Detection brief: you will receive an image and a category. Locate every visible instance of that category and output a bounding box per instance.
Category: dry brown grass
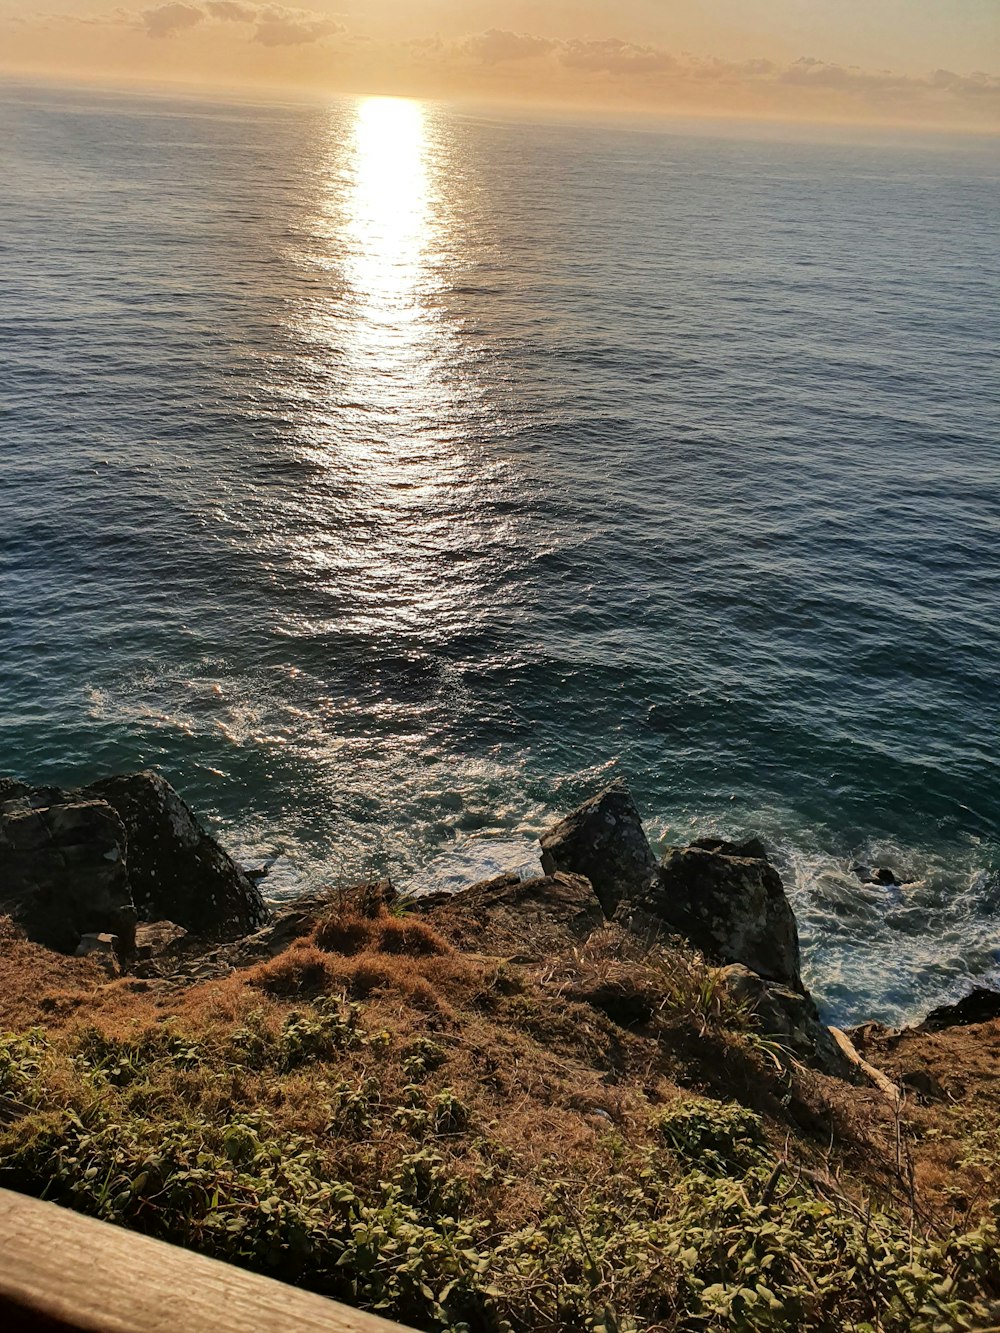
[3,896,980,1242]
[312,906,451,959]
[853,1017,1000,1220]
[0,916,107,1030]
[247,943,334,998]
[245,907,475,1017]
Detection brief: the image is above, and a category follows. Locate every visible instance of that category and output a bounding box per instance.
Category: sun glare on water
[345,96,434,321]
[288,96,495,640]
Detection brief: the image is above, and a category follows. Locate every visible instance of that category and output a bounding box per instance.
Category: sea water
[1,82,998,1024]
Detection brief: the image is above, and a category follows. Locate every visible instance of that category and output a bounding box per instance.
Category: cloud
[930,67,1000,99]
[778,55,1000,104]
[135,1,342,45]
[559,38,676,76]
[17,10,999,125]
[445,27,999,114]
[780,56,912,96]
[459,28,555,65]
[141,2,203,37]
[205,0,256,19]
[252,6,342,46]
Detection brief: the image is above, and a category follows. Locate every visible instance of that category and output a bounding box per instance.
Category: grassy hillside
[1,886,998,1333]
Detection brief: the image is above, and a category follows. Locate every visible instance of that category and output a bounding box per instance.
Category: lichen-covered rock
[619,841,802,991]
[84,771,266,936]
[716,963,855,1078]
[0,789,136,954]
[539,780,657,916]
[1,771,265,952]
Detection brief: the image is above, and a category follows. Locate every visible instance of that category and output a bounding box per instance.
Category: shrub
[654,1097,766,1174]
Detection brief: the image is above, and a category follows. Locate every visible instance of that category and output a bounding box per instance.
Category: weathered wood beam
[0,1189,415,1333]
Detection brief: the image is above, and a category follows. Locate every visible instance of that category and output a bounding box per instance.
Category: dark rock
[846,1020,899,1048]
[1,771,265,953]
[0,778,31,806]
[0,793,137,954]
[716,964,856,1079]
[918,987,1000,1032]
[850,863,913,888]
[134,920,189,958]
[900,1068,944,1100]
[620,841,802,991]
[691,835,770,861]
[539,780,657,916]
[84,771,266,936]
[75,930,120,956]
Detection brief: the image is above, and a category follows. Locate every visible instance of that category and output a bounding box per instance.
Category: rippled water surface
[2,83,998,1023]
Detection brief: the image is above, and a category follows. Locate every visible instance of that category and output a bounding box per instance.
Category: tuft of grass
[249,945,334,998]
[313,907,451,960]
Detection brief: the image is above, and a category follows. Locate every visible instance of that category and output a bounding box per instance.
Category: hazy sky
[1,0,998,129]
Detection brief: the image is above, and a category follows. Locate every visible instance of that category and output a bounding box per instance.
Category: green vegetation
[2,1001,999,1333]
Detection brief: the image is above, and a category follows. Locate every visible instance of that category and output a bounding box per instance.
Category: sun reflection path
[290,96,500,641]
[333,95,456,430]
[344,97,434,323]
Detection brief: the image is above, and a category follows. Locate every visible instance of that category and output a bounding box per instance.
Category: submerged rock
[621,841,802,991]
[539,779,657,916]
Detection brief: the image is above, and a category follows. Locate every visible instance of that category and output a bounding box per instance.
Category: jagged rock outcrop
[538,785,801,992]
[86,772,265,936]
[0,783,136,954]
[919,987,1000,1032]
[622,841,802,992]
[0,771,265,954]
[539,779,657,915]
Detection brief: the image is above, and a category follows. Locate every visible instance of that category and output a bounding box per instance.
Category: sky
[1,0,998,130]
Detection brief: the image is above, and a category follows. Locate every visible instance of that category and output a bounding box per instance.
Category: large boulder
[620,840,802,991]
[1,771,266,954]
[539,779,657,916]
[84,772,266,936]
[0,786,136,954]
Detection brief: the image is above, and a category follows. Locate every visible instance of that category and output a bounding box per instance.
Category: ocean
[1,81,998,1025]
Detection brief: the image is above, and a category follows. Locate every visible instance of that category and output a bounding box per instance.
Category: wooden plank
[0,1188,415,1333]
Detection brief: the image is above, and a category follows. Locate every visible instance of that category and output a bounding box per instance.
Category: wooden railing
[0,1188,415,1333]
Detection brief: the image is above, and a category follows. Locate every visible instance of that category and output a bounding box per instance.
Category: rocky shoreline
[2,769,995,1081]
[3,773,997,1093]
[3,770,1000,1330]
